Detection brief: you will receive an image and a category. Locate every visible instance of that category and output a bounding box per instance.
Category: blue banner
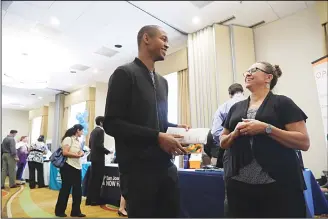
[49,162,91,191]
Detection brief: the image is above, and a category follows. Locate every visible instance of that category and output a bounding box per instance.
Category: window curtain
[188,25,219,128]
[177,68,191,126]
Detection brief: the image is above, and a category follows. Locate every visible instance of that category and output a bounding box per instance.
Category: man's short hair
[95,116,105,126]
[10,130,18,134]
[137,25,160,48]
[228,83,244,96]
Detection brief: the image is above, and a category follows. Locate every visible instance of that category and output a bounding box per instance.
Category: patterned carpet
[1,182,124,218]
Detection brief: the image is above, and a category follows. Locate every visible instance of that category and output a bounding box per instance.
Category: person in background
[27,135,47,189]
[211,83,245,167]
[220,62,310,217]
[16,136,29,183]
[112,152,128,217]
[55,124,85,218]
[1,130,19,189]
[104,25,189,217]
[86,116,111,206]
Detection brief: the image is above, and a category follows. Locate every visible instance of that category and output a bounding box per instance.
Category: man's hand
[158,133,187,156]
[177,124,190,131]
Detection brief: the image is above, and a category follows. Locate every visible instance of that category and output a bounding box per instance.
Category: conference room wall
[232,25,256,97]
[2,108,29,141]
[214,24,233,106]
[254,5,327,178]
[47,102,55,141]
[155,47,188,76]
[95,82,115,154]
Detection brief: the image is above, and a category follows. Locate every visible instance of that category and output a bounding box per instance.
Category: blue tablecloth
[303,169,328,217]
[178,170,225,218]
[49,162,91,191]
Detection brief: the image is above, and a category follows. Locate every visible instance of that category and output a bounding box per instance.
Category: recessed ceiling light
[38,96,43,100]
[50,16,60,26]
[115,44,122,48]
[93,69,98,73]
[192,16,200,25]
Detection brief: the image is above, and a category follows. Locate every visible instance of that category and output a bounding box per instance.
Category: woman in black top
[220,61,310,218]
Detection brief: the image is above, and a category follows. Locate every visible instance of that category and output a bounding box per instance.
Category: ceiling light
[192,16,200,25]
[31,94,36,96]
[38,96,43,100]
[115,44,122,48]
[50,16,60,26]
[93,69,98,73]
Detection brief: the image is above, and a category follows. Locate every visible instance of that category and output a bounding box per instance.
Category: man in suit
[86,116,111,206]
[104,25,189,218]
[1,130,19,189]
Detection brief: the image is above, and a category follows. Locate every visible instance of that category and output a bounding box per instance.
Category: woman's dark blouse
[222,91,308,190]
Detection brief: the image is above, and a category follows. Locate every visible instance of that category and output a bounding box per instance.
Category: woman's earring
[266,83,270,89]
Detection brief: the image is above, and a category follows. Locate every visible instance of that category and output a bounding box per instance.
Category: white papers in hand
[166,127,210,144]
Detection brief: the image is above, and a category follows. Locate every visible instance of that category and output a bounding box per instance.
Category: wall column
[52,93,65,152]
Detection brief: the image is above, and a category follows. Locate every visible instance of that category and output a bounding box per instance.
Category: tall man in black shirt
[104,25,189,218]
[86,116,111,206]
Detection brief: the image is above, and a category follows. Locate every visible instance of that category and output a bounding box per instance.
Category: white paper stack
[166,127,210,144]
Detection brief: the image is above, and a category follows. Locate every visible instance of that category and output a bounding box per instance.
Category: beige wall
[47,102,55,140]
[155,48,188,76]
[214,24,233,105]
[233,25,256,97]
[2,109,29,141]
[254,5,326,177]
[95,82,115,153]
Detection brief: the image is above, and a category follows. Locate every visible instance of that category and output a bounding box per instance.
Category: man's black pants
[86,161,105,205]
[120,165,180,218]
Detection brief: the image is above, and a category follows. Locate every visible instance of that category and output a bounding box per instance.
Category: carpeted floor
[1,182,124,218]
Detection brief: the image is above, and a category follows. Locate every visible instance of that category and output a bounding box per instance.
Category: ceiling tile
[6,1,48,22]
[37,1,94,31]
[25,1,55,10]
[268,1,307,19]
[224,1,279,27]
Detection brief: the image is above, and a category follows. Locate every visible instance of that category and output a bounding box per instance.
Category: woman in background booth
[27,135,47,189]
[220,62,310,218]
[55,124,85,218]
[16,136,29,183]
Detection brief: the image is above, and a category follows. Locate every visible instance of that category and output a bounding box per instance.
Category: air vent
[190,1,214,9]
[70,64,90,71]
[94,46,118,58]
[34,23,62,38]
[249,20,265,28]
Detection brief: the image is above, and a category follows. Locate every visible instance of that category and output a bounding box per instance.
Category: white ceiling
[1,1,315,110]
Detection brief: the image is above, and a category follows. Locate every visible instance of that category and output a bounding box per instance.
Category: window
[164,72,178,124]
[67,102,87,129]
[30,116,42,144]
[67,101,87,146]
